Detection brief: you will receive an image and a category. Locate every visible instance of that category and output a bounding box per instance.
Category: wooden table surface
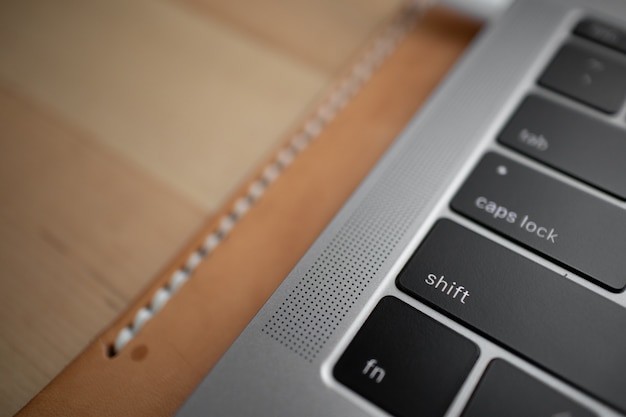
[0,0,404,414]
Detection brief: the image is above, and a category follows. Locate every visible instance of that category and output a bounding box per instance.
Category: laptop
[176,0,626,415]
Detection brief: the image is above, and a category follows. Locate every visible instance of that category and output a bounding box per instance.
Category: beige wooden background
[0,0,405,415]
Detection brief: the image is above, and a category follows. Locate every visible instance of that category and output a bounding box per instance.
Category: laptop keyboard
[334,16,626,416]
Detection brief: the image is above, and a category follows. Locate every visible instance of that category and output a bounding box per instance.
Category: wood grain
[177,0,404,73]
[0,0,328,212]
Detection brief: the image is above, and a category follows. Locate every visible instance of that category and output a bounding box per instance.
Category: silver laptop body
[177,0,626,415]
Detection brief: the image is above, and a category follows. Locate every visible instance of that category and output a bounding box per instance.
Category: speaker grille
[259,0,489,362]
[261,152,438,361]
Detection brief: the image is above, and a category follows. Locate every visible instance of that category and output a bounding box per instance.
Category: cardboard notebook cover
[17,6,480,416]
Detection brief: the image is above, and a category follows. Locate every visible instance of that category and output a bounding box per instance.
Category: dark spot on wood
[131,344,149,361]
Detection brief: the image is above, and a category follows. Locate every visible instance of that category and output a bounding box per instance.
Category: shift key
[397,220,626,412]
[450,152,626,292]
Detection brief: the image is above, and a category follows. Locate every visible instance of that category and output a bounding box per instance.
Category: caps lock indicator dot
[497,165,508,176]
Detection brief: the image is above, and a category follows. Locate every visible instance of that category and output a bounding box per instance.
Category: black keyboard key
[397,220,626,412]
[450,153,626,292]
[462,360,596,417]
[539,42,626,113]
[499,95,626,200]
[333,297,478,417]
[575,18,626,55]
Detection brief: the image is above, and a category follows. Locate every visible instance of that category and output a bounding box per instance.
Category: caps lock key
[451,152,626,292]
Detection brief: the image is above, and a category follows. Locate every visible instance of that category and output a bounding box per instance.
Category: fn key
[334,297,478,417]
